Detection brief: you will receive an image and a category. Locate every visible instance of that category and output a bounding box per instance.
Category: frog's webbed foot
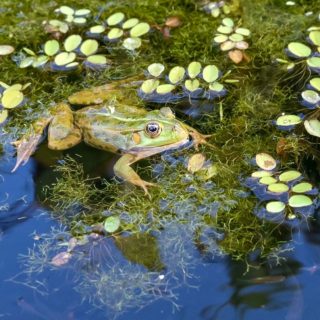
[189,130,214,151]
[113,153,156,198]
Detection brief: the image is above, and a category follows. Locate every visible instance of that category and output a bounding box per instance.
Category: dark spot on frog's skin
[67,143,73,148]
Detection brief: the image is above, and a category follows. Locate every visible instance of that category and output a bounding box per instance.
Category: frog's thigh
[113,154,155,194]
[48,108,82,150]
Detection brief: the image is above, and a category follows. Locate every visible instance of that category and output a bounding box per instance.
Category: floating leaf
[217,26,233,34]
[168,66,185,84]
[80,39,99,56]
[292,182,313,193]
[279,170,301,182]
[147,63,164,77]
[122,18,139,29]
[255,153,277,171]
[130,22,150,37]
[301,90,320,105]
[309,78,320,91]
[196,163,218,180]
[220,40,235,51]
[304,118,320,137]
[64,34,82,52]
[19,57,35,68]
[214,34,228,43]
[309,30,320,46]
[235,28,251,36]
[259,176,277,185]
[228,50,243,64]
[73,17,86,25]
[287,42,312,58]
[6,84,23,91]
[222,18,234,27]
[235,41,249,50]
[141,79,160,94]
[276,114,302,126]
[185,79,200,92]
[32,55,49,68]
[229,33,244,42]
[59,5,74,16]
[156,84,175,94]
[44,39,59,56]
[75,9,90,16]
[107,28,124,40]
[0,109,8,124]
[23,47,36,56]
[107,12,125,26]
[1,90,24,109]
[187,153,206,173]
[65,61,79,70]
[122,37,141,50]
[203,65,219,83]
[86,55,107,66]
[251,170,273,178]
[187,61,201,79]
[0,45,14,56]
[54,52,76,66]
[208,82,224,92]
[307,57,320,70]
[0,81,8,89]
[268,183,289,193]
[104,216,121,233]
[288,195,313,208]
[266,201,286,213]
[89,25,106,34]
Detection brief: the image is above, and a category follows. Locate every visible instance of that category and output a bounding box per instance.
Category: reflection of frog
[12,78,210,195]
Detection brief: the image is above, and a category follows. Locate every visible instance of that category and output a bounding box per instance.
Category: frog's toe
[137,180,157,198]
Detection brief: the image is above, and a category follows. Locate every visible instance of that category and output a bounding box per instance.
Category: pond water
[1,0,320,319]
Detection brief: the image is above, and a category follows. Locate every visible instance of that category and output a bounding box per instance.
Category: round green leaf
[209,82,224,92]
[104,216,121,233]
[185,79,200,92]
[59,5,74,15]
[211,8,220,17]
[65,62,79,69]
[229,33,244,42]
[75,9,90,16]
[307,57,320,69]
[107,28,124,40]
[235,28,251,36]
[156,84,175,94]
[266,201,286,213]
[89,25,106,34]
[87,55,107,65]
[147,63,165,77]
[279,170,301,182]
[259,176,277,185]
[1,90,24,109]
[64,35,82,52]
[122,18,139,29]
[0,45,14,56]
[32,55,49,68]
[288,195,313,208]
[301,90,320,104]
[187,61,201,79]
[73,17,86,25]
[122,37,141,50]
[44,40,60,56]
[141,79,160,94]
[310,78,320,91]
[220,40,235,51]
[217,25,233,34]
[54,52,76,66]
[203,65,219,83]
[5,84,22,92]
[214,34,228,43]
[80,39,99,56]
[251,170,273,178]
[130,22,150,37]
[309,30,320,46]
[0,109,8,124]
[304,119,320,138]
[276,114,302,126]
[292,182,313,193]
[268,183,289,193]
[107,12,125,26]
[222,18,234,27]
[256,153,277,171]
[168,66,185,84]
[287,42,312,58]
[19,57,35,68]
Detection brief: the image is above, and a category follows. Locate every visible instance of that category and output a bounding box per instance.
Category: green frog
[12,78,210,195]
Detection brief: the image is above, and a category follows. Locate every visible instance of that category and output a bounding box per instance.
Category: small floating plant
[213,18,251,63]
[138,61,227,103]
[245,153,318,225]
[203,1,231,18]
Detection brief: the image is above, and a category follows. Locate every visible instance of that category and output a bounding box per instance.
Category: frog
[11,78,211,196]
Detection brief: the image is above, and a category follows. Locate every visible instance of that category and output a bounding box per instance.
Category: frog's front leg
[113,153,156,197]
[12,103,81,172]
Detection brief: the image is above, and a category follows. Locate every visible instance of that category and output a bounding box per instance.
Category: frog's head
[129,107,211,154]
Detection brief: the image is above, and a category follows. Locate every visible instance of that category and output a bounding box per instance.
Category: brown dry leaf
[51,251,72,267]
[255,153,277,171]
[187,153,206,173]
[228,49,243,64]
[165,16,182,28]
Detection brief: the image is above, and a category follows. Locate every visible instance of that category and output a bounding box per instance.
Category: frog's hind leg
[48,103,82,150]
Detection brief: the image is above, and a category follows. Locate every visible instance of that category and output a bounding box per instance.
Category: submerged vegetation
[1,0,320,316]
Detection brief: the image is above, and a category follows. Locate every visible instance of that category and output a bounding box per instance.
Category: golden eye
[145,122,162,138]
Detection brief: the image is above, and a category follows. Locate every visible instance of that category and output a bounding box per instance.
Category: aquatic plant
[245,153,318,224]
[0,45,14,56]
[203,1,231,18]
[213,17,251,63]
[138,61,227,103]
[0,81,30,124]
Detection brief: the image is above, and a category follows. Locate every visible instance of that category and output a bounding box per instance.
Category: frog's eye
[145,122,162,138]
